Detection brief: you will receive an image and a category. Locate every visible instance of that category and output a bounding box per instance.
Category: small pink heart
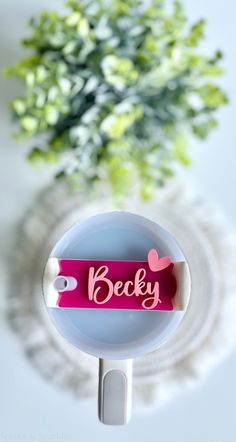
[148,248,171,272]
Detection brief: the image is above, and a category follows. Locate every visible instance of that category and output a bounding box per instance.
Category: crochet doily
[6,182,236,410]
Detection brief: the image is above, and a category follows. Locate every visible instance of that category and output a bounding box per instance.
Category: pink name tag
[44,249,188,311]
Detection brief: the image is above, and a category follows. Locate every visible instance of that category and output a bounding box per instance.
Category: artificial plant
[5,0,227,198]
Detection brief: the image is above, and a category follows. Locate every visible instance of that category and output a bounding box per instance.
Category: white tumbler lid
[43,211,191,359]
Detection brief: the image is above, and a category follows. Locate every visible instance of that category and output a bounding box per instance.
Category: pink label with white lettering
[52,249,178,311]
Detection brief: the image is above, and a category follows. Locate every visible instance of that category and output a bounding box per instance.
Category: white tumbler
[43,211,191,425]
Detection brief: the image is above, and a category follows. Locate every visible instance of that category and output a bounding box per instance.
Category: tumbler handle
[98,359,133,425]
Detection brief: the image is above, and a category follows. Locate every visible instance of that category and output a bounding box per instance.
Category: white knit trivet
[6,182,236,410]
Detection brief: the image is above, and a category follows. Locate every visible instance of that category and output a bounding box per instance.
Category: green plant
[5,0,227,199]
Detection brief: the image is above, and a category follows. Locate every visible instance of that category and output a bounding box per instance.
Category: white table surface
[0,1,236,441]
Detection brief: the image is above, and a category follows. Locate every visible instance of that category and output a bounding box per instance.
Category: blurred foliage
[4,0,227,199]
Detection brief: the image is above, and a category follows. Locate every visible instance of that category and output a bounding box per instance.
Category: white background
[0,1,236,441]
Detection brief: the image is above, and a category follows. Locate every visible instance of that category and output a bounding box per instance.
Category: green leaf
[21,116,38,133]
[45,105,60,125]
[197,84,228,108]
[66,11,81,27]
[187,19,206,47]
[172,135,190,166]
[12,99,26,115]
